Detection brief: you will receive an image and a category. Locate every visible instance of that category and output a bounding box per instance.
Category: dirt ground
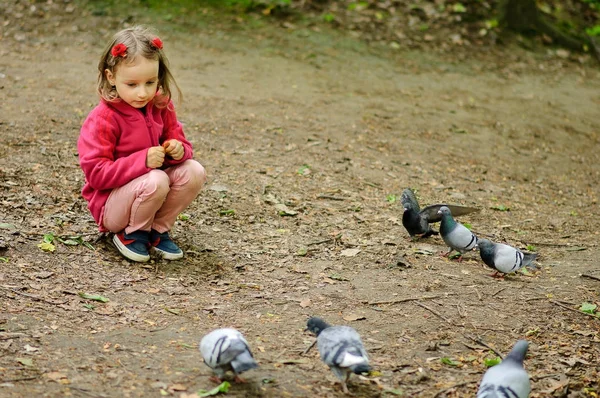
[1,1,599,397]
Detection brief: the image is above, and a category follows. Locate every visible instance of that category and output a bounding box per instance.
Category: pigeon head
[475,238,492,251]
[306,317,331,336]
[505,340,529,365]
[436,206,452,216]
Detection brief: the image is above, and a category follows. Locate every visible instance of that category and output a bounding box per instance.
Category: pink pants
[103,160,206,234]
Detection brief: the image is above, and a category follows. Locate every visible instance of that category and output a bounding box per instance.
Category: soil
[1,1,599,398]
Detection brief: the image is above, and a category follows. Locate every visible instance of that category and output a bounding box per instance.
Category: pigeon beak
[436,210,442,215]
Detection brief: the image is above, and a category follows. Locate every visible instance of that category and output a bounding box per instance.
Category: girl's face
[105,56,159,109]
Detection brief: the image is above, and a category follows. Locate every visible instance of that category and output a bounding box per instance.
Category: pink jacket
[77,98,194,231]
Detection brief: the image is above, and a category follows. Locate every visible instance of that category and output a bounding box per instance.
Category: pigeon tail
[349,363,371,374]
[231,350,258,375]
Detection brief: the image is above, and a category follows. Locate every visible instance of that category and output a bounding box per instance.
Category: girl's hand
[162,139,184,161]
[147,146,166,168]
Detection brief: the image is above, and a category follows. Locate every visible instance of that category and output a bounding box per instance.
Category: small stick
[525,297,546,302]
[316,195,346,201]
[414,301,453,325]
[0,332,29,341]
[367,295,445,306]
[550,300,598,319]
[492,287,507,297]
[0,286,65,306]
[302,339,317,355]
[531,373,562,381]
[307,238,333,246]
[581,273,600,282]
[0,376,39,383]
[433,381,477,397]
[463,335,504,359]
[473,288,482,301]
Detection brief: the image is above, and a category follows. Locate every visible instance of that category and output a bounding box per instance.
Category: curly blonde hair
[97,26,182,108]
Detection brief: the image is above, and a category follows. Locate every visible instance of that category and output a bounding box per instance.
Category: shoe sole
[112,234,150,262]
[154,247,184,260]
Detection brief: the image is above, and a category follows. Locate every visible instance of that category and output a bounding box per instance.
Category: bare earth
[1,2,599,398]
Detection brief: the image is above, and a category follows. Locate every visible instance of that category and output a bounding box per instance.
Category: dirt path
[1,2,599,397]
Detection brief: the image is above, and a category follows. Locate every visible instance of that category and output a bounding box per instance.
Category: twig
[463,335,504,359]
[0,286,66,306]
[0,376,39,382]
[433,381,477,397]
[581,273,600,282]
[307,238,333,246]
[550,300,599,319]
[527,241,575,247]
[414,301,454,325]
[69,386,107,398]
[473,288,482,301]
[0,332,29,341]
[492,287,507,297]
[302,339,317,355]
[316,195,346,201]
[531,373,563,382]
[367,295,446,306]
[525,296,546,302]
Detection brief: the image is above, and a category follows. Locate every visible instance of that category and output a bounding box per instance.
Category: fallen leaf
[198,381,230,397]
[16,357,33,367]
[168,384,188,392]
[23,344,39,352]
[78,292,109,303]
[299,298,311,308]
[341,248,361,257]
[343,314,367,322]
[45,372,68,381]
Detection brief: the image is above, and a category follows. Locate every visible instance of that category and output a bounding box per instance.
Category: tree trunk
[498,0,598,60]
[498,0,540,34]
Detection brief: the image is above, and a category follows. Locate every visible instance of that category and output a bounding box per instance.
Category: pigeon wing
[317,326,368,368]
[200,329,248,368]
[478,363,530,398]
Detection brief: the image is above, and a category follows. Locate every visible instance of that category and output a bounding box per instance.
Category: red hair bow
[111,43,127,58]
[151,37,163,50]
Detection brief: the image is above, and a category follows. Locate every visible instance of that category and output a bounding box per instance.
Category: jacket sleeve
[78,108,151,191]
[160,102,194,167]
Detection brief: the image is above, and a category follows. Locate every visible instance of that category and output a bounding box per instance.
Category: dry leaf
[299,298,311,308]
[168,384,187,392]
[343,314,367,322]
[45,372,68,381]
[341,248,361,257]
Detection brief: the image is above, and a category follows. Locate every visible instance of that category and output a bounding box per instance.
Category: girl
[78,26,206,262]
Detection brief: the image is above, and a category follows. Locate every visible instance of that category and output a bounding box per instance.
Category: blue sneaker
[150,230,183,260]
[113,231,151,262]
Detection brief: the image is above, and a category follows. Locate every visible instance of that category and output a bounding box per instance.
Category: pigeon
[401,188,479,239]
[306,317,371,394]
[477,340,531,398]
[476,239,537,278]
[199,328,258,383]
[438,206,478,261]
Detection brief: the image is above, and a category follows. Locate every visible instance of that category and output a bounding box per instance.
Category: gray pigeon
[438,206,478,261]
[199,328,258,383]
[401,188,479,239]
[477,239,538,277]
[306,317,371,394]
[477,340,531,398]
